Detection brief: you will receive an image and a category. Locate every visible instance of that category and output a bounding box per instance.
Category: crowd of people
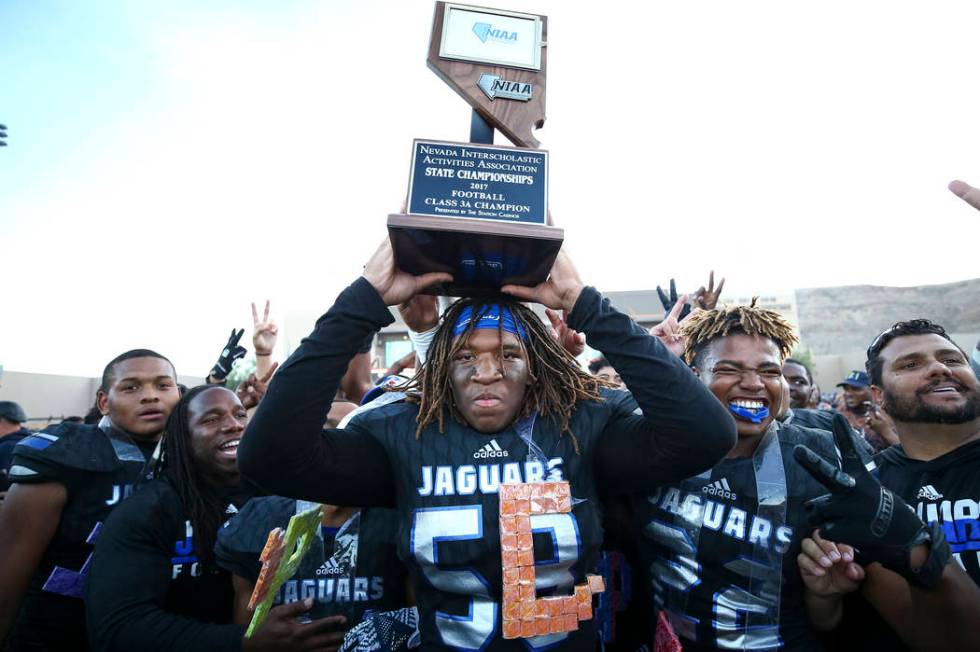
[0,181,979,651]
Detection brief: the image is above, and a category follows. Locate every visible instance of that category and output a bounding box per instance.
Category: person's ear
[96,390,109,416]
[870,385,884,404]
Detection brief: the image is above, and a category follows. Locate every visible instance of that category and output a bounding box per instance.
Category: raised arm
[503,251,736,494]
[238,240,451,507]
[569,284,735,492]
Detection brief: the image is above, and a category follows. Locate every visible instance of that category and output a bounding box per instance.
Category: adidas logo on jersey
[474,439,509,459]
[317,559,346,576]
[917,485,943,501]
[702,477,737,501]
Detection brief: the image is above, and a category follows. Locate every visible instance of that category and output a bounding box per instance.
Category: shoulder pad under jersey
[219,496,297,555]
[11,423,141,477]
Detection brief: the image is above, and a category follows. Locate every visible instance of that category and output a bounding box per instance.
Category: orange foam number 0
[499,481,605,640]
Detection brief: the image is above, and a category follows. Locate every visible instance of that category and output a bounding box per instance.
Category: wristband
[255,352,272,357]
[905,521,952,590]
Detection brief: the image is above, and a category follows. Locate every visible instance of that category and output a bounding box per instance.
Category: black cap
[0,401,27,423]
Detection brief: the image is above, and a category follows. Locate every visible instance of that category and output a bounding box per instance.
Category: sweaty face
[782,362,811,409]
[877,334,980,425]
[698,333,784,438]
[594,365,623,389]
[450,328,530,434]
[98,357,180,440]
[188,387,247,483]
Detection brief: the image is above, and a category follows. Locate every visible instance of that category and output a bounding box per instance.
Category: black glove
[210,328,246,380]
[656,279,692,320]
[793,413,943,583]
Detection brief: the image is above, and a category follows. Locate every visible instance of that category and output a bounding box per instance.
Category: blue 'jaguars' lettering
[917,498,980,554]
[105,483,135,506]
[273,576,385,606]
[417,458,565,496]
[653,488,794,553]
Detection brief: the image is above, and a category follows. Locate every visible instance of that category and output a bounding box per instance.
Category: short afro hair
[682,300,798,368]
[100,349,176,393]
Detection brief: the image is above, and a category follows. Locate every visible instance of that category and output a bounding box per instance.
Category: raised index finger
[830,412,861,468]
[251,302,259,326]
[950,179,980,212]
[263,300,270,322]
[793,444,856,493]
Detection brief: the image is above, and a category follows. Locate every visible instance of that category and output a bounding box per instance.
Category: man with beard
[795,319,980,649]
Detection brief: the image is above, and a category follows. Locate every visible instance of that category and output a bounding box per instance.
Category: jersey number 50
[412,505,581,650]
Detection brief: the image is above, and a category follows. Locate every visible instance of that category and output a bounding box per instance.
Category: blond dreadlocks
[398,299,604,453]
[680,298,798,366]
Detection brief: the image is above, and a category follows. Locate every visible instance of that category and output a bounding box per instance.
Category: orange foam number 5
[499,481,605,639]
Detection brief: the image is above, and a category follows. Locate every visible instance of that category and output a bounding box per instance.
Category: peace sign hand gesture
[694,271,725,311]
[236,362,279,411]
[252,300,278,356]
[649,293,695,358]
[656,279,691,320]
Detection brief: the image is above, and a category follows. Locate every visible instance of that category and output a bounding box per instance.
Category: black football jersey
[85,474,251,651]
[633,424,838,652]
[6,422,156,651]
[347,389,639,652]
[215,497,409,624]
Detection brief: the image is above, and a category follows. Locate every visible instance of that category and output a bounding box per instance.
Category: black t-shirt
[214,497,408,625]
[5,423,157,651]
[85,473,251,652]
[835,438,980,651]
[633,424,839,652]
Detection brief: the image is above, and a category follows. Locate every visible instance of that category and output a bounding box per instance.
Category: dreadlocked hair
[398,298,604,453]
[680,298,799,366]
[156,384,234,569]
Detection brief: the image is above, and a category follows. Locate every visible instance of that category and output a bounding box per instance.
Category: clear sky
[2,0,979,378]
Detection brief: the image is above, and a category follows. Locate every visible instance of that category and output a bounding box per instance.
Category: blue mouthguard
[729,404,770,424]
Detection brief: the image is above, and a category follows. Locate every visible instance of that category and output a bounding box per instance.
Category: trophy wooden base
[387,214,564,297]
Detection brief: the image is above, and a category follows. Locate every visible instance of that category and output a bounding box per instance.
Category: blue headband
[452,305,527,340]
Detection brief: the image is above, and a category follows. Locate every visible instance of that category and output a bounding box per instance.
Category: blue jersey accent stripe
[17,434,57,450]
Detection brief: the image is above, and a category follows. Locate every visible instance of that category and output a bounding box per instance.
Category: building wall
[0,371,205,429]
